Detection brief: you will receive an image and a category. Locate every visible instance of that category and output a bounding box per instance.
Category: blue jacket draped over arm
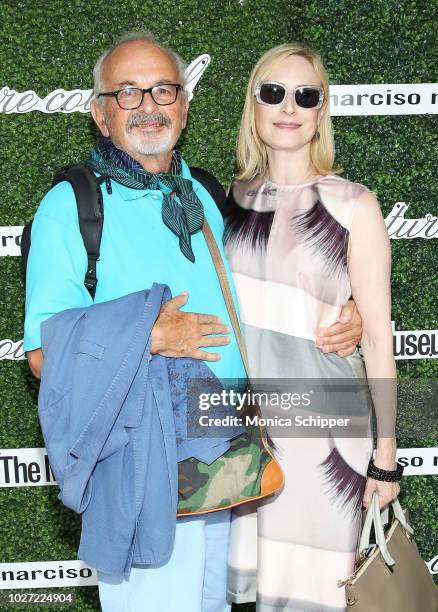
[38,283,244,575]
[39,284,178,575]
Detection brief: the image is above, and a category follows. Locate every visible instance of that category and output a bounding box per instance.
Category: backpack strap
[20,221,33,274]
[52,165,104,299]
[22,165,226,300]
[189,166,227,218]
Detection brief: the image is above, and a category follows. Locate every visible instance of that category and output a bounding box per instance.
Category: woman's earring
[316,128,320,141]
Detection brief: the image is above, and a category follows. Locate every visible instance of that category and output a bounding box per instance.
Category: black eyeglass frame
[97,84,183,109]
[254,81,325,109]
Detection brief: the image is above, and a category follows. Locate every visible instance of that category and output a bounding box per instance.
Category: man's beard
[126,110,174,155]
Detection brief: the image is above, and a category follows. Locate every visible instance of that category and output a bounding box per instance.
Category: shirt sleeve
[24,181,92,351]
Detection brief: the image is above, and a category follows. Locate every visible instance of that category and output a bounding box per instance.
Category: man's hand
[151,292,230,361]
[315,299,362,357]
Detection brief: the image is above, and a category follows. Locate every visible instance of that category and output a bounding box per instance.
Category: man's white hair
[93,31,187,105]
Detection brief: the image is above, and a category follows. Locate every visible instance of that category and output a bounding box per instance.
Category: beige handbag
[338,492,438,610]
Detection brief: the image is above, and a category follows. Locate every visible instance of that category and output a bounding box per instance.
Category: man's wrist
[150,324,162,355]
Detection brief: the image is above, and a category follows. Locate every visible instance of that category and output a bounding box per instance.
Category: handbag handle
[359,492,414,566]
[202,220,250,377]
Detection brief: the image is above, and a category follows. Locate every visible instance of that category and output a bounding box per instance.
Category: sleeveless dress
[224,174,374,611]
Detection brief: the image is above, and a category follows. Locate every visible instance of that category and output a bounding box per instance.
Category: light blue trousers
[98,510,231,612]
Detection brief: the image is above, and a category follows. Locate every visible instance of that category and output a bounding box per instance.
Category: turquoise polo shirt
[24,159,246,381]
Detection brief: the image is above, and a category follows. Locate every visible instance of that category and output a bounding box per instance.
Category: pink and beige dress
[224,174,374,611]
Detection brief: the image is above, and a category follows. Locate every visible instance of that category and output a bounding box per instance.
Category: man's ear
[181,98,189,130]
[90,99,110,137]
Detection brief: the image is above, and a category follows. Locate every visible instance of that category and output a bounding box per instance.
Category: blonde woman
[225,44,401,610]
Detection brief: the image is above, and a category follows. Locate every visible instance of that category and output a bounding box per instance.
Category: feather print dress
[224,174,374,611]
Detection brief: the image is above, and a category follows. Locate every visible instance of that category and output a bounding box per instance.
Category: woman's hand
[362,477,400,510]
[363,440,400,509]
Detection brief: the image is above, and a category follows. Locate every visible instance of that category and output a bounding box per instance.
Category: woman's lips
[273,122,301,129]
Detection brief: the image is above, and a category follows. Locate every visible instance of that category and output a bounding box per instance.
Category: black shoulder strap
[22,165,226,300]
[20,222,33,275]
[189,166,227,218]
[52,165,104,299]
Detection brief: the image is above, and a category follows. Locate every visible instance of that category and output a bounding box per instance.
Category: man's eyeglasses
[254,82,324,109]
[97,84,183,109]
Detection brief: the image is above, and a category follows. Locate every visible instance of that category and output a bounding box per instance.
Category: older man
[25,32,360,612]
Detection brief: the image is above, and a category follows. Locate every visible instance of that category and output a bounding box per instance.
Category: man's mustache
[126,111,172,131]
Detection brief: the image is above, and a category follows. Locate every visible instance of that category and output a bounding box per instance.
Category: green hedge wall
[0,1,436,610]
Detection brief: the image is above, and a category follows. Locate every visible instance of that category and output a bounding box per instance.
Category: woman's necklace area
[265,166,320,186]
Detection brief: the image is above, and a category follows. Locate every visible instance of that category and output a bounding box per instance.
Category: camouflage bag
[177,420,282,515]
[176,222,284,516]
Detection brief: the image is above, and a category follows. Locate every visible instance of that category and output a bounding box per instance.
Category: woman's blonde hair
[236,43,338,181]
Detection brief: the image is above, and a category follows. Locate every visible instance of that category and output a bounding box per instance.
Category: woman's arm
[348,189,400,508]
